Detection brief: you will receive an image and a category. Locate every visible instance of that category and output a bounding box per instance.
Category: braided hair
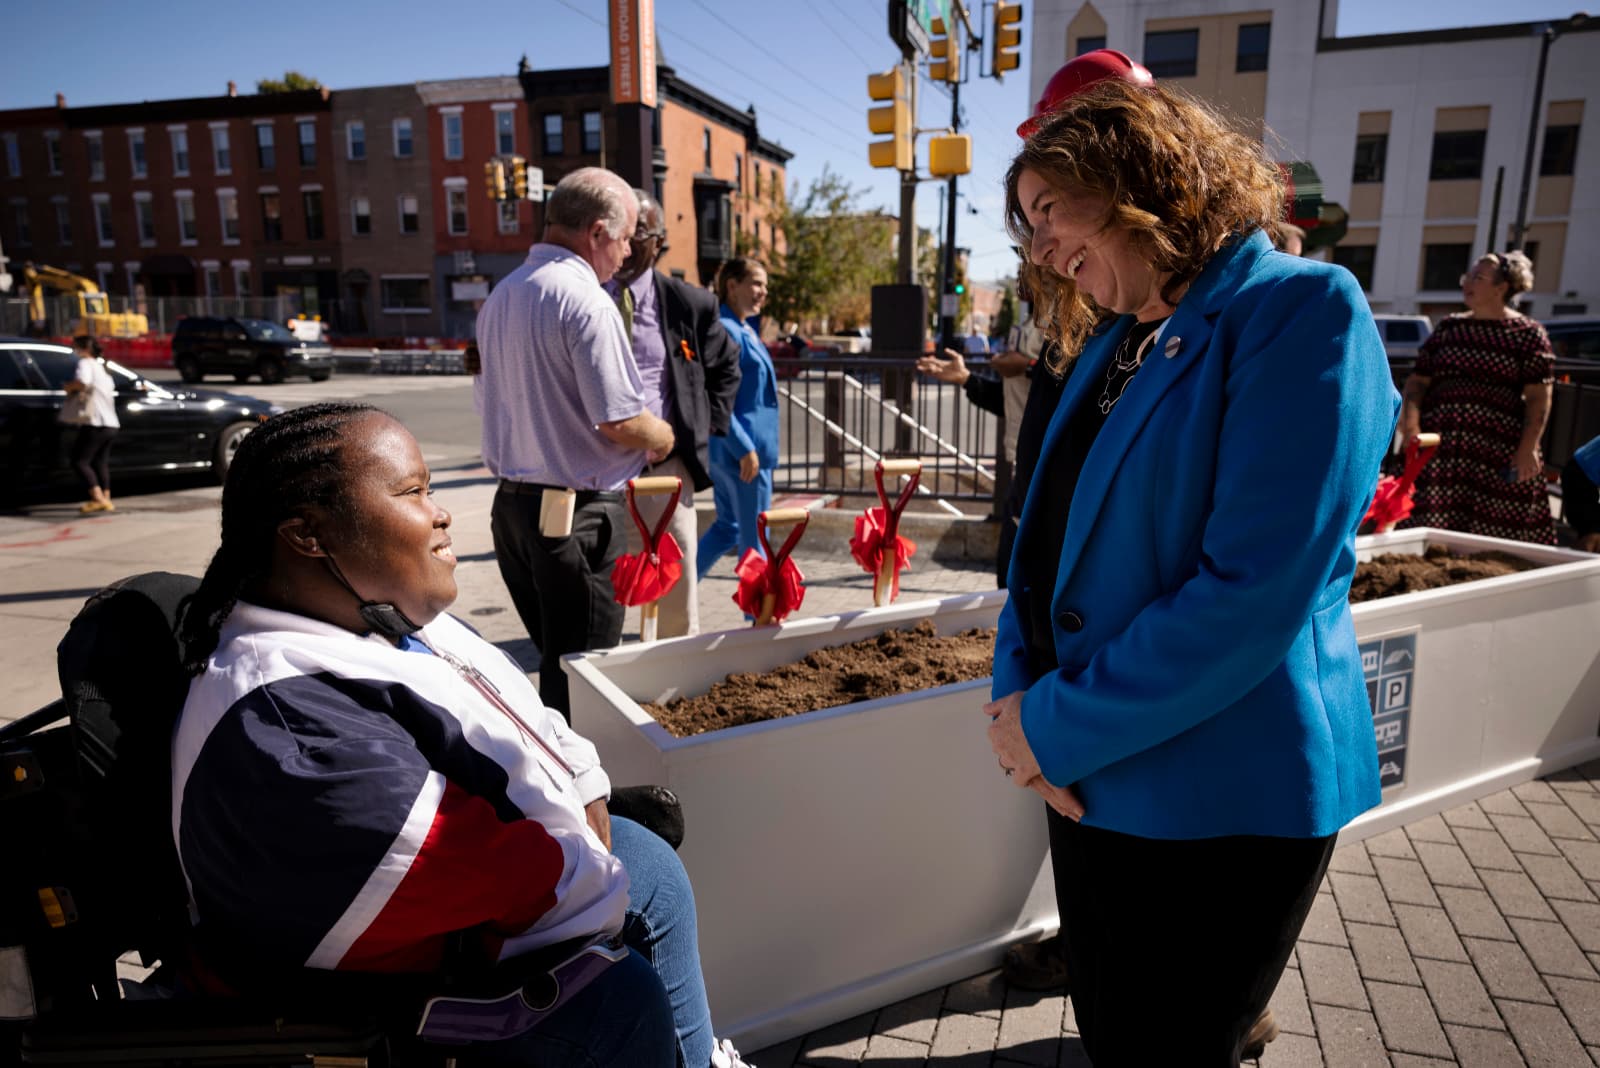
[180,402,379,674]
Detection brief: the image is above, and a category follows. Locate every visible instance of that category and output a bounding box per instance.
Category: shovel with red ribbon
[612,475,684,641]
[733,507,810,626]
[1364,433,1441,534]
[850,459,922,606]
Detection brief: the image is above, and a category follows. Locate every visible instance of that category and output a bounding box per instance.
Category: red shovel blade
[613,534,684,607]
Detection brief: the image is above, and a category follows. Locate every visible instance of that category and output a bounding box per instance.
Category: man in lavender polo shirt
[605,190,742,637]
[476,167,674,717]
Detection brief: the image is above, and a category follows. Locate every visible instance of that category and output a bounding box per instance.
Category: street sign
[1361,627,1418,790]
[940,293,959,316]
[525,165,546,202]
[889,0,950,58]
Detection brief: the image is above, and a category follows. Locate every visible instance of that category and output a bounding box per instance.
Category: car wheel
[213,421,255,480]
[257,356,285,385]
[175,355,202,383]
[233,372,252,384]
[308,370,331,382]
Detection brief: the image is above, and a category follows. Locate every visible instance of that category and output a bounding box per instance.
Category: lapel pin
[1163,335,1182,359]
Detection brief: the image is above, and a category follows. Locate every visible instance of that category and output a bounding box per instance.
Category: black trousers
[1048,808,1335,1067]
[71,425,117,493]
[490,486,626,719]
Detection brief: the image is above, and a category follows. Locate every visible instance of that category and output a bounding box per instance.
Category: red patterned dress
[1401,313,1555,543]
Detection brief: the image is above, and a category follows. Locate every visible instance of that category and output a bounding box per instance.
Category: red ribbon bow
[849,508,917,600]
[612,479,684,607]
[1364,436,1440,531]
[732,511,808,623]
[679,339,695,362]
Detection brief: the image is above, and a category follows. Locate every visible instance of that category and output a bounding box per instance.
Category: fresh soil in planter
[644,620,996,737]
[1348,544,1536,604]
[643,547,1536,737]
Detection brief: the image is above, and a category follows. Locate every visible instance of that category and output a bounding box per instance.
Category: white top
[75,357,120,429]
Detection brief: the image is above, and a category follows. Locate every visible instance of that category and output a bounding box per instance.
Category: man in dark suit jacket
[605,190,742,636]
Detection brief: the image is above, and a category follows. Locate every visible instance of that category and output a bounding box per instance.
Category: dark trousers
[71,426,117,493]
[1048,809,1335,1067]
[490,486,626,719]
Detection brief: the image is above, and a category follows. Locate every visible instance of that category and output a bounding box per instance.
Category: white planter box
[1347,528,1600,840]
[564,590,1053,1050]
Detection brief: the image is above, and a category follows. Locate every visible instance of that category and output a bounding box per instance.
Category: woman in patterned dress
[1398,251,1556,543]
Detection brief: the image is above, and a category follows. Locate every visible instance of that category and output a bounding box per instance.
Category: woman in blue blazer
[698,258,780,578]
[986,81,1399,1065]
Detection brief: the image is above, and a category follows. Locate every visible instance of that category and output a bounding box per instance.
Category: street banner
[610,0,658,108]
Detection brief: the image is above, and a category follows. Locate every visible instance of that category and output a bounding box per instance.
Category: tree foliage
[763,168,899,331]
[256,71,325,94]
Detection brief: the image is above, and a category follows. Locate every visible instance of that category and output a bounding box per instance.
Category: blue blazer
[712,306,780,470]
[994,231,1400,840]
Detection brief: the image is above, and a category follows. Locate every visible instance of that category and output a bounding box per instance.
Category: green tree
[256,71,326,94]
[993,279,1018,339]
[764,168,898,331]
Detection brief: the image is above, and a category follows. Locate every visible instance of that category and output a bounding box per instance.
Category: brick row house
[2,65,789,338]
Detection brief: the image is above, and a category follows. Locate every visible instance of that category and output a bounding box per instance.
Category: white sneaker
[709,1037,755,1068]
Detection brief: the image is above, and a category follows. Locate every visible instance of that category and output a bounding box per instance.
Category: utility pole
[897,59,917,285]
[938,75,961,348]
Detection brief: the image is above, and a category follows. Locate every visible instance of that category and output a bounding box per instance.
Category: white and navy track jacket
[172,601,625,974]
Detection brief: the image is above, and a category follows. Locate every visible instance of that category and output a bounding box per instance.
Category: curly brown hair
[1004,80,1284,367]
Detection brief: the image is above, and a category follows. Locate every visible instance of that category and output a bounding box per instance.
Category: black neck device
[322,555,422,641]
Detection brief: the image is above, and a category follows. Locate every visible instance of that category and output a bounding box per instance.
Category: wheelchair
[1,572,683,1066]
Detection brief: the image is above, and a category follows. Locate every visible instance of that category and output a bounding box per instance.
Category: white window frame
[127,128,147,178]
[397,193,420,234]
[133,190,155,246]
[217,188,240,244]
[492,103,517,154]
[380,273,432,315]
[95,262,113,295]
[92,192,113,246]
[168,125,190,176]
[296,118,316,166]
[582,110,602,154]
[202,260,222,301]
[445,179,468,235]
[441,107,464,160]
[254,120,275,169]
[232,261,251,299]
[85,131,104,181]
[393,117,414,158]
[346,120,366,161]
[174,190,197,245]
[210,122,231,175]
[2,133,18,178]
[52,195,71,244]
[351,195,372,236]
[44,130,62,175]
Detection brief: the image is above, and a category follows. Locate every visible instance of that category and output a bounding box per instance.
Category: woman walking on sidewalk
[61,335,120,514]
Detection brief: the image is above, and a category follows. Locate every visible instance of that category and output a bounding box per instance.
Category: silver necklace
[1098,320,1167,415]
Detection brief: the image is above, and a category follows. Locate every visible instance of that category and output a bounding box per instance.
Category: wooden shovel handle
[1412,433,1440,448]
[629,476,683,496]
[878,459,922,476]
[762,507,810,526]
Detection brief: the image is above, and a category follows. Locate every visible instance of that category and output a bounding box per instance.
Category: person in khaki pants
[605,189,742,637]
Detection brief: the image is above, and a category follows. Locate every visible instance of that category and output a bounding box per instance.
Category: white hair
[545,167,632,240]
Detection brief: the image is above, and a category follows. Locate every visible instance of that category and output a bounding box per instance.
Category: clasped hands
[983,691,1084,822]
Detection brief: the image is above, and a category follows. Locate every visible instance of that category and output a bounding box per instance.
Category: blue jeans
[465,816,716,1067]
[698,460,773,579]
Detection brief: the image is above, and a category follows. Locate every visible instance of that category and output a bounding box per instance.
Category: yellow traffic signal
[867,67,912,171]
[929,17,959,83]
[509,155,530,200]
[928,134,972,177]
[484,158,507,202]
[993,1,1023,77]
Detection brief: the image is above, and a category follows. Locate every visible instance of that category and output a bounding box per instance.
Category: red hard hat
[1018,49,1155,138]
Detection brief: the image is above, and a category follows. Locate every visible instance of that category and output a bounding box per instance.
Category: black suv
[170,316,335,384]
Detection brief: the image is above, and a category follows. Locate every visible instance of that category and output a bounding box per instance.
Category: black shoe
[1001,933,1069,991]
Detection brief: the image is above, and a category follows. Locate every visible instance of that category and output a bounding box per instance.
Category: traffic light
[992,1,1023,78]
[867,67,912,171]
[509,155,530,200]
[929,17,959,83]
[954,280,966,295]
[928,133,972,177]
[484,158,507,202]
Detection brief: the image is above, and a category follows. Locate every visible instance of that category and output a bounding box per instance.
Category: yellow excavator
[22,263,149,338]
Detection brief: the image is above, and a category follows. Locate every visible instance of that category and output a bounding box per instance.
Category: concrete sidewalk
[3,466,1597,1066]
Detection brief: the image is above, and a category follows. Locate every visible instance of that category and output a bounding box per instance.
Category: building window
[256,124,275,169]
[297,121,316,166]
[497,109,516,154]
[218,191,240,242]
[175,193,197,244]
[1143,29,1199,78]
[1352,133,1387,183]
[1236,22,1270,72]
[205,264,222,300]
[11,202,29,246]
[352,196,371,235]
[347,121,366,161]
[1075,35,1106,56]
[86,132,104,181]
[702,127,712,170]
[1332,244,1376,291]
[125,264,140,298]
[1429,129,1485,180]
[45,131,62,175]
[754,162,762,197]
[447,186,468,235]
[171,128,190,176]
[582,110,602,153]
[394,117,414,158]
[735,153,743,188]
[233,264,251,298]
[443,112,464,160]
[381,276,430,312]
[54,200,71,244]
[260,193,282,242]
[1540,124,1579,176]
[134,196,155,244]
[95,264,112,294]
[93,197,113,245]
[2,134,17,177]
[128,130,147,178]
[542,113,563,155]
[498,200,519,234]
[1421,243,1471,290]
[212,126,231,174]
[398,194,419,234]
[303,190,325,239]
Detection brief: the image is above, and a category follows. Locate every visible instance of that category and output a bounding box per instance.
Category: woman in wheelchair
[173,402,752,1068]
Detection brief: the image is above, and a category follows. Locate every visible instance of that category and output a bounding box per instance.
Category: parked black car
[0,338,280,499]
[170,316,336,384]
